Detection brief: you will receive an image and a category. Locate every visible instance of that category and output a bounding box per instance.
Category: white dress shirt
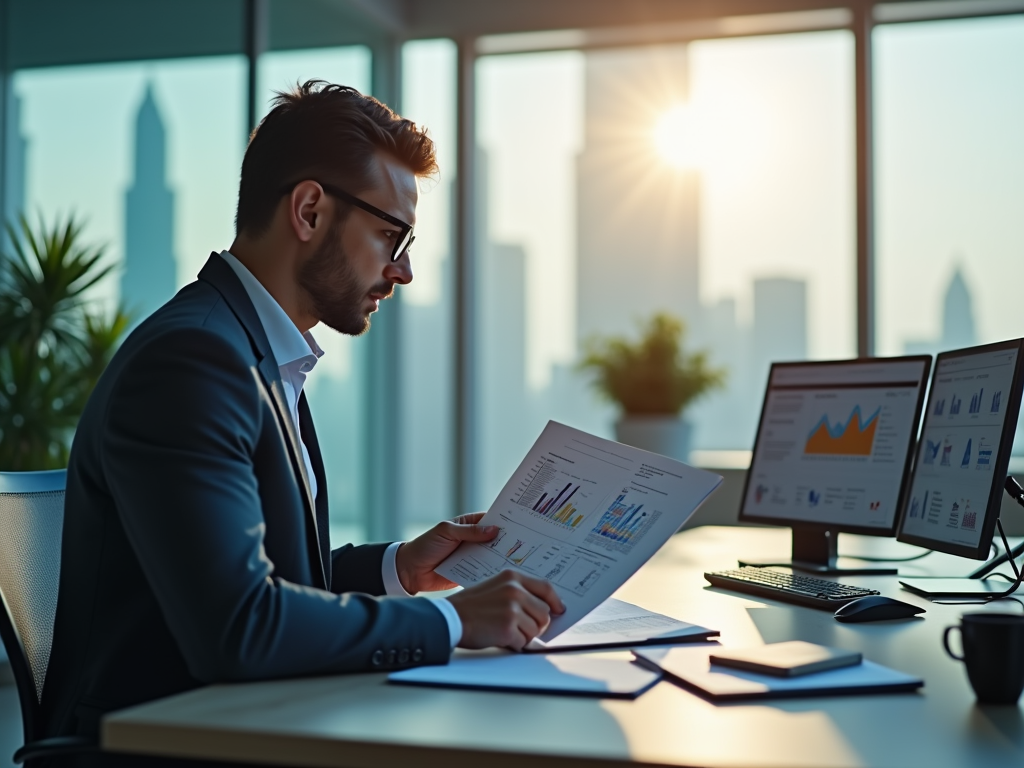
[219,251,462,648]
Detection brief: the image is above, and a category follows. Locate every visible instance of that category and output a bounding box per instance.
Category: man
[40,81,563,765]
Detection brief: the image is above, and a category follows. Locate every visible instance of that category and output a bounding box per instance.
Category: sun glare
[653,103,699,169]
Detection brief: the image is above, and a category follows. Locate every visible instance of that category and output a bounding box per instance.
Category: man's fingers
[446,522,499,542]
[515,589,553,635]
[453,511,487,525]
[509,605,541,649]
[520,574,566,614]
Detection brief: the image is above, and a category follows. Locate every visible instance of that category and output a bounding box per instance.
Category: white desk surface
[103,526,1024,767]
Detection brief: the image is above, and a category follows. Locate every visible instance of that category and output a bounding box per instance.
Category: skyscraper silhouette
[904,265,978,355]
[753,278,808,390]
[575,46,701,346]
[122,83,177,321]
[940,267,977,350]
[2,86,27,232]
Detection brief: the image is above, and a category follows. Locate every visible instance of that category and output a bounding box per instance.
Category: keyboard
[704,567,881,611]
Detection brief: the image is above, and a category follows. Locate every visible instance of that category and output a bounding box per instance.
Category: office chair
[0,470,95,764]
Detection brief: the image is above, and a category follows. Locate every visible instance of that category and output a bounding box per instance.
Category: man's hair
[235,80,437,236]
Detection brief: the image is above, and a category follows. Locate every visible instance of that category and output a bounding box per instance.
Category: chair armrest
[14,735,97,764]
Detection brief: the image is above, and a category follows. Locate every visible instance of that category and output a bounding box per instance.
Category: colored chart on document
[434,421,723,641]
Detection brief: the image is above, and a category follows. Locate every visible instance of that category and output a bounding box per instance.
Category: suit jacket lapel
[298,393,331,586]
[199,253,327,589]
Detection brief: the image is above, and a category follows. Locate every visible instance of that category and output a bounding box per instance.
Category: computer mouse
[834,595,925,623]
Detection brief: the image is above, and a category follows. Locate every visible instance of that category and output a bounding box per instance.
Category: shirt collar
[218,250,323,368]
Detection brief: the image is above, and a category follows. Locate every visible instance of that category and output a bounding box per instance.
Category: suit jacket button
[387,649,396,665]
[399,649,410,664]
[371,650,384,666]
[413,648,423,662]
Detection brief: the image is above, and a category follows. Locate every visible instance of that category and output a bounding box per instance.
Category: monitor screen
[898,340,1024,560]
[739,357,931,535]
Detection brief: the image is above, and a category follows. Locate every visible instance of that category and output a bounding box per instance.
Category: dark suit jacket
[41,253,450,748]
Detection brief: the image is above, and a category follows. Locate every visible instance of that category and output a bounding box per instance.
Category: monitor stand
[737,528,898,576]
[899,519,1024,598]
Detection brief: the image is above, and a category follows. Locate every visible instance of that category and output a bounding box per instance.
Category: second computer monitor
[898,339,1024,560]
[739,356,931,573]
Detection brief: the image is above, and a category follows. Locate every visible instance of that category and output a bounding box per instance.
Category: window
[398,39,458,536]
[14,57,246,317]
[473,32,855,507]
[258,45,373,542]
[874,15,1024,456]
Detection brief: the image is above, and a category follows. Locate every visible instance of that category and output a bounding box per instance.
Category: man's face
[298,153,416,336]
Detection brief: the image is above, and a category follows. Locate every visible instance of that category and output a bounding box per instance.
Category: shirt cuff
[380,542,462,649]
[431,598,464,649]
[381,541,411,596]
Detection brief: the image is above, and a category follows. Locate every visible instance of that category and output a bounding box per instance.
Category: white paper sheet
[389,651,661,698]
[527,598,718,650]
[435,421,722,641]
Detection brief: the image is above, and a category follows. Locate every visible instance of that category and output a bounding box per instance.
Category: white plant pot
[614,416,693,463]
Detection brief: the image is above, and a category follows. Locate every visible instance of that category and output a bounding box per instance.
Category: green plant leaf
[578,312,727,416]
[0,213,127,470]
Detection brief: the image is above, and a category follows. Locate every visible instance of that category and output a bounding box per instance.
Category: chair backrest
[0,470,67,743]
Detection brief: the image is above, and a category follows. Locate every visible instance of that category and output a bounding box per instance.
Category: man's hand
[394,512,498,594]
[447,571,566,651]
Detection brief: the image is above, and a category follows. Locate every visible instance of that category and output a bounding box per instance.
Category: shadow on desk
[969,704,1024,748]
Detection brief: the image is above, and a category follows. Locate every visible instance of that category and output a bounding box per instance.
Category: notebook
[634,646,922,701]
[709,641,861,678]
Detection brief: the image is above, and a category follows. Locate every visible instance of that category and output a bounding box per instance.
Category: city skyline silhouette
[121,82,177,324]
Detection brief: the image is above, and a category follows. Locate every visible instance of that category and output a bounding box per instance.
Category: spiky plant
[579,313,726,417]
[0,215,130,470]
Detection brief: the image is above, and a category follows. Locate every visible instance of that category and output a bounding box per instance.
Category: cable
[840,550,932,563]
[999,519,1021,580]
[977,514,1024,603]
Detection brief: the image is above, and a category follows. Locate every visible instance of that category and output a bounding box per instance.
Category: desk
[103,526,1024,767]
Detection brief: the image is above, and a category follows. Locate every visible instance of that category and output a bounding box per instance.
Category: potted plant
[579,313,726,461]
[0,214,130,470]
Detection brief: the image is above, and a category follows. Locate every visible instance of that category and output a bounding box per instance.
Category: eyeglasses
[281,181,415,262]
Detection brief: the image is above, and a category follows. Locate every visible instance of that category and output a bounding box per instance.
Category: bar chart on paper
[513,458,591,529]
[586,488,662,554]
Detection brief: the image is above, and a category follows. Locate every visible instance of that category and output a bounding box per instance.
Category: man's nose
[384,253,413,285]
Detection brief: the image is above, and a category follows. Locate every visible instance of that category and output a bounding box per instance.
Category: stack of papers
[527,598,717,652]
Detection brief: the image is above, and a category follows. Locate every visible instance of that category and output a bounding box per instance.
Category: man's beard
[298,218,393,336]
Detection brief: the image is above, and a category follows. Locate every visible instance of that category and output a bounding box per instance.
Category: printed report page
[434,421,722,641]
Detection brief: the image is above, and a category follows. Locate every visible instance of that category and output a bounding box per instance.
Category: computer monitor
[738,356,932,575]
[897,339,1024,561]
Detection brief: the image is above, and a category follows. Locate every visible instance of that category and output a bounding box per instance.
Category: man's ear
[287,181,329,243]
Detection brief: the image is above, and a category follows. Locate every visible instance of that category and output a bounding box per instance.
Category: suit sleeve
[101,327,450,683]
[330,542,389,595]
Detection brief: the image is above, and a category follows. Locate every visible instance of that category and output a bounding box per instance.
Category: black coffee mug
[943,612,1024,704]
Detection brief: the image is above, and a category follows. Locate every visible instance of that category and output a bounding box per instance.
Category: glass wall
[398,39,458,535]
[5,4,1022,531]
[257,46,374,543]
[473,32,856,508]
[874,15,1024,457]
[13,57,246,315]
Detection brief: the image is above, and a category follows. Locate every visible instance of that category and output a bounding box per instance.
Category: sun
[653,103,700,170]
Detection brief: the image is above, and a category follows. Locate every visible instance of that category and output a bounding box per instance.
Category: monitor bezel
[896,339,1024,560]
[738,355,932,537]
